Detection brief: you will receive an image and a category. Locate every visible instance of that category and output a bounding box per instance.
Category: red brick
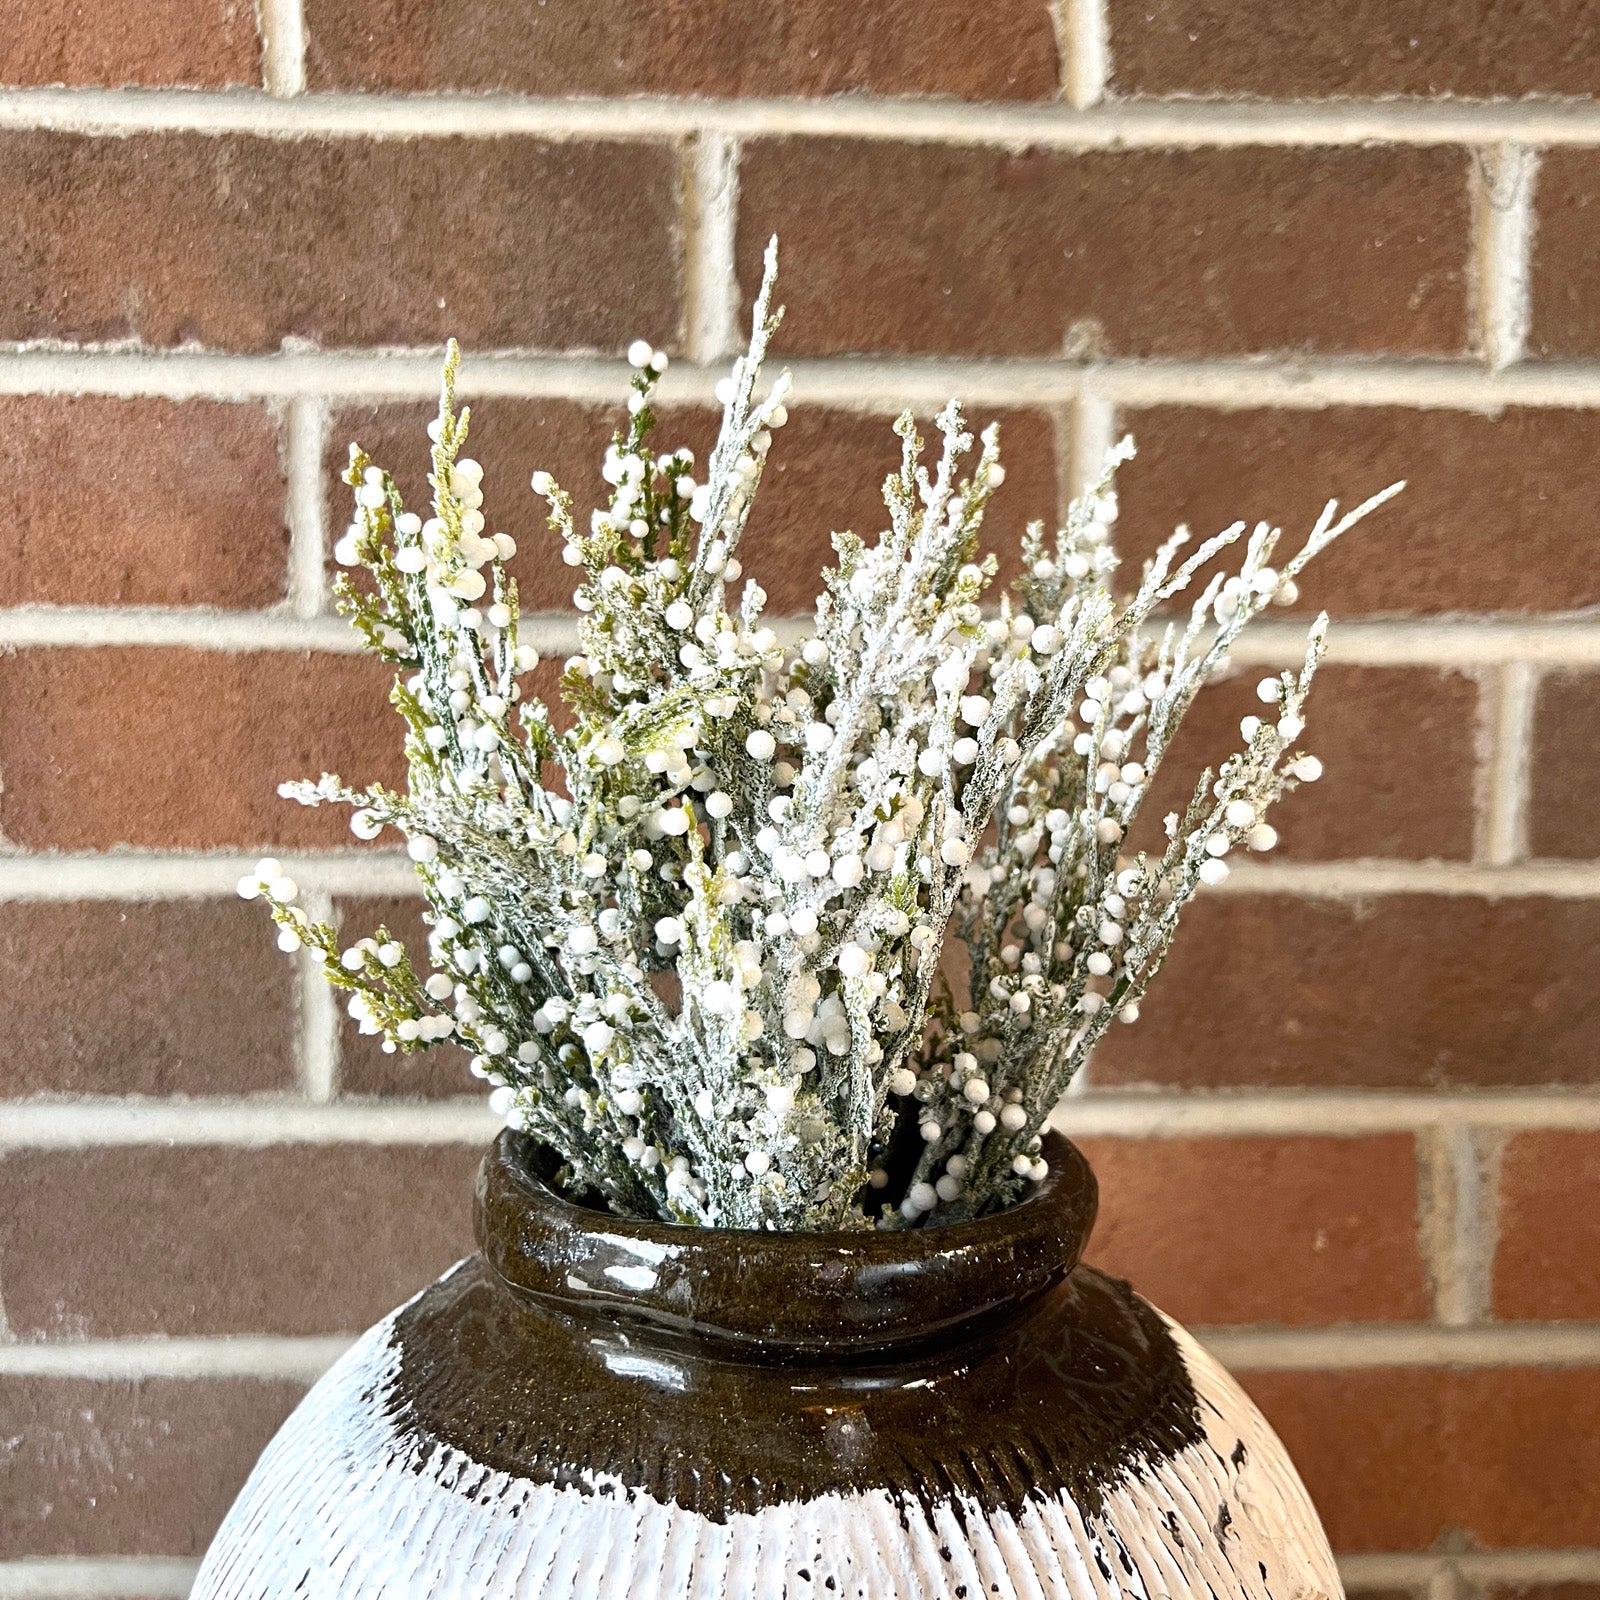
[738,142,1471,358]
[0,900,296,1098]
[335,895,476,1098]
[0,133,680,352]
[0,1376,302,1556]
[1076,1133,1429,1325]
[1115,406,1600,617]
[0,647,405,851]
[1127,665,1479,862]
[0,0,259,88]
[1091,895,1600,1089]
[306,0,1059,99]
[1106,0,1600,98]
[1493,1130,1600,1320]
[330,398,1060,618]
[1530,672,1600,859]
[1243,1365,1600,1551]
[0,1143,482,1338]
[1531,152,1600,359]
[0,397,286,607]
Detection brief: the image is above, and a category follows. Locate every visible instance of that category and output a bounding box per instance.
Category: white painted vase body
[194,1133,1340,1600]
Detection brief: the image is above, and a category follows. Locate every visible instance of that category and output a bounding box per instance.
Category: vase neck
[474,1130,1097,1364]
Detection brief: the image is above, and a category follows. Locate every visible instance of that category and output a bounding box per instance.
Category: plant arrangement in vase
[201,243,1405,1600]
[240,243,1398,1232]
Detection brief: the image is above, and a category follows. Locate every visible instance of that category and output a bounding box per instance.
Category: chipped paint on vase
[193,1132,1341,1600]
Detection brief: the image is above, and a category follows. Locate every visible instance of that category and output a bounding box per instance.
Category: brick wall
[3,1,1600,1592]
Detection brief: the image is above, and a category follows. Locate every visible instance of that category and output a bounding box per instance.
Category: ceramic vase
[193,1130,1339,1600]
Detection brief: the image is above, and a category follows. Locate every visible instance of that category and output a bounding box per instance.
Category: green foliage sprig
[242,243,1401,1230]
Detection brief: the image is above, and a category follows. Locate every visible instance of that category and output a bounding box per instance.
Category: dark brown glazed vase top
[476,1129,1099,1360]
[384,1127,1201,1523]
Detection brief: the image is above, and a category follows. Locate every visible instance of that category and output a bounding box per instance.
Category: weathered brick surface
[0,1143,482,1338]
[0,397,286,607]
[1115,405,1600,617]
[329,398,1058,617]
[306,0,1060,99]
[1530,671,1600,859]
[1129,665,1480,862]
[737,142,1472,358]
[0,900,296,1098]
[335,895,476,1098]
[1106,0,1600,99]
[1243,1365,1600,1551]
[0,133,680,352]
[1078,1133,1429,1325]
[1492,1130,1600,1321]
[0,0,260,88]
[1090,895,1600,1089]
[0,1376,304,1557]
[0,648,405,851]
[1531,152,1600,359]
[4,0,1599,1572]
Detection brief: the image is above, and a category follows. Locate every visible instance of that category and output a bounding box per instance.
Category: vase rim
[474,1129,1098,1361]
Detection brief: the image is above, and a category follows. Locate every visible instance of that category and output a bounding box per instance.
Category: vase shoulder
[193,1138,1343,1600]
[390,1251,1203,1525]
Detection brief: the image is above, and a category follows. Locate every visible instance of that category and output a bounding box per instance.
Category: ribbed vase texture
[193,1134,1340,1600]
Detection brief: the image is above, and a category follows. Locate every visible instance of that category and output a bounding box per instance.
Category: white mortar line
[1095,357,1600,411]
[257,0,307,97]
[1198,1321,1600,1370]
[1059,0,1109,111]
[0,1100,500,1148]
[1343,1550,1600,1586]
[1482,661,1539,864]
[1067,387,1117,500]
[20,347,1600,412]
[1417,1126,1462,1327]
[1471,663,1501,863]
[1052,1090,1600,1137]
[683,132,742,365]
[1473,144,1539,372]
[1212,858,1600,896]
[0,605,359,651]
[283,395,330,618]
[1425,1562,1463,1600]
[2,1090,1598,1150]
[0,1560,199,1600]
[1447,1126,1495,1326]
[297,888,338,1103]
[1223,619,1600,668]
[4,851,1600,902]
[0,604,579,656]
[0,1335,352,1379]
[1474,1129,1508,1329]
[10,86,1600,146]
[4,604,1600,666]
[5,1320,1597,1383]
[0,347,630,402]
[1423,1125,1494,1325]
[0,851,420,899]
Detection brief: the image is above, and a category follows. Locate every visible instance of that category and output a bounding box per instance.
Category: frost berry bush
[241,245,1400,1231]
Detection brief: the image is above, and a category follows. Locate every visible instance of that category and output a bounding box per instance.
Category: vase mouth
[474,1129,1097,1361]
